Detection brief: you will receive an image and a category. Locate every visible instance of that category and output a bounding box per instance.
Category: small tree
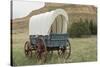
[89,20,93,34]
[92,23,97,35]
[89,20,97,35]
[68,18,91,37]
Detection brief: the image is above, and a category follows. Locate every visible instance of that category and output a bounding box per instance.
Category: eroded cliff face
[12,2,97,33]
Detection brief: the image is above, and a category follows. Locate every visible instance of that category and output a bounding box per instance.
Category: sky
[13,0,45,19]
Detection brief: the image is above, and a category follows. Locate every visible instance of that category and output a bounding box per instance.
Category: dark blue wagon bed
[30,33,69,49]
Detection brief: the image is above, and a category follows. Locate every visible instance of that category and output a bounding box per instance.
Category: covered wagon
[24,9,71,61]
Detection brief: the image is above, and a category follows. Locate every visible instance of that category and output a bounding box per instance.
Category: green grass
[12,32,97,66]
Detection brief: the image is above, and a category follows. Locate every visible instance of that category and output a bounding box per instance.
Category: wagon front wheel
[58,40,71,60]
[65,40,71,60]
[24,41,32,57]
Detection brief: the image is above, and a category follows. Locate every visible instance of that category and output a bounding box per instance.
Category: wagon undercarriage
[24,33,71,63]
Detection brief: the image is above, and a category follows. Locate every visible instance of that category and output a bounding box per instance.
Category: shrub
[68,18,91,37]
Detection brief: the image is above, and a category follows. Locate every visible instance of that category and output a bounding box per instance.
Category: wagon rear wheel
[24,41,32,57]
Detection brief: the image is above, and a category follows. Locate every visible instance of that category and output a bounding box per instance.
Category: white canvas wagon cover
[29,9,68,35]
